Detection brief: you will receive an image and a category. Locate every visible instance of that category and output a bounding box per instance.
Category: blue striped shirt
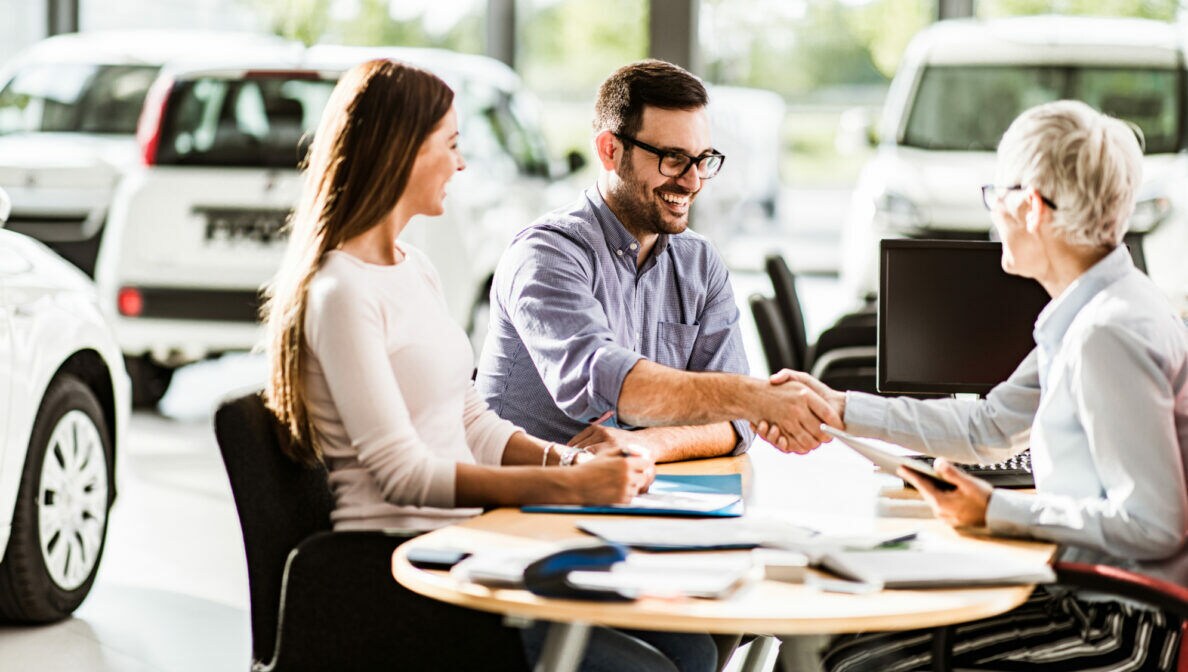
[475,186,753,453]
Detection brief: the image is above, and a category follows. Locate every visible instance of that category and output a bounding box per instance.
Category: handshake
[746,369,846,454]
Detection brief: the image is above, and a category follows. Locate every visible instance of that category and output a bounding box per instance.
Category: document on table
[578,516,917,557]
[566,552,757,599]
[578,517,816,551]
[819,549,1055,589]
[523,474,744,517]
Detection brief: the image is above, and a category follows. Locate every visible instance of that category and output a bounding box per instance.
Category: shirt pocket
[655,321,700,370]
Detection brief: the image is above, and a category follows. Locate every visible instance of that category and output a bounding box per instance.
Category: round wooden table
[392,455,1056,672]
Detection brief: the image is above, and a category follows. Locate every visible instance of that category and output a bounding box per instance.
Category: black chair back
[749,293,797,373]
[213,392,333,666]
[765,255,809,371]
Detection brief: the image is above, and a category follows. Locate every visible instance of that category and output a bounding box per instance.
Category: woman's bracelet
[559,446,594,467]
[541,442,556,467]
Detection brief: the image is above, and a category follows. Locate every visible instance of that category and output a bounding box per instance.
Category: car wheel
[124,355,174,409]
[0,375,112,623]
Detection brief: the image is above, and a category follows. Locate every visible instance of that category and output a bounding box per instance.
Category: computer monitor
[877,240,1050,396]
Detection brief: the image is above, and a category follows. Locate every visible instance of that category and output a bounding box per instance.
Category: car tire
[0,374,113,623]
[125,355,174,409]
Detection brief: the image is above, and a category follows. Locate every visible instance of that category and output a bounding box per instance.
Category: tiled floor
[0,251,856,670]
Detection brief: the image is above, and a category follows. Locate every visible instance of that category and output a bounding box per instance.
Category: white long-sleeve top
[844,247,1188,587]
[303,247,521,531]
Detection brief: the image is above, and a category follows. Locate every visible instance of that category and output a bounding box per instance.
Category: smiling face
[604,105,712,237]
[404,107,465,218]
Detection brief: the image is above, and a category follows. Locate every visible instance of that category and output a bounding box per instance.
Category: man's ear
[594,130,620,171]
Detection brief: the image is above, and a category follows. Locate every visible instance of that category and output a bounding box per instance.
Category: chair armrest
[1054,561,1188,618]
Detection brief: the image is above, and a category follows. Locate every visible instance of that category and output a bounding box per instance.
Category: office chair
[929,562,1188,672]
[749,293,798,373]
[764,254,809,371]
[214,391,528,672]
[808,323,878,393]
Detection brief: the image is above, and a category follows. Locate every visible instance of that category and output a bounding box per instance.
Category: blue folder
[521,474,744,518]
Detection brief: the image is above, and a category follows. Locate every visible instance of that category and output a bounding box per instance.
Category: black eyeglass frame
[613,133,726,180]
[980,184,1058,211]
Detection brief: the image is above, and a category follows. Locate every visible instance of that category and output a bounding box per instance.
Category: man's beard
[608,151,695,238]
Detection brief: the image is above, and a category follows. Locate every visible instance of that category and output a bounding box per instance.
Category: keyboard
[917,450,1034,488]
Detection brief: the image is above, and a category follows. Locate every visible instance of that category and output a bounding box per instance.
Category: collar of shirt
[585,185,671,269]
[1033,245,1134,355]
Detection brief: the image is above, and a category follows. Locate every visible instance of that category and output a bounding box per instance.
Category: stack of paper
[566,552,757,599]
[819,549,1055,589]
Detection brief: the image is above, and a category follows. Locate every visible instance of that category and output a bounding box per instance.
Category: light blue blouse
[845,246,1188,587]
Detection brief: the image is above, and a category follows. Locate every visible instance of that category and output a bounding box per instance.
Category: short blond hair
[996,100,1143,248]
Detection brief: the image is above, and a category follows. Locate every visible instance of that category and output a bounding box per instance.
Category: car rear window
[903,65,1182,153]
[155,74,336,168]
[0,63,158,135]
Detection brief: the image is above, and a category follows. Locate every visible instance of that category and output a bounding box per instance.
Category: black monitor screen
[878,240,1050,395]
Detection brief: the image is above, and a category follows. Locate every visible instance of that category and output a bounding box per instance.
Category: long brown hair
[261,59,454,465]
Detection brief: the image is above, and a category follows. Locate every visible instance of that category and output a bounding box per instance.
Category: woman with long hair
[261,59,716,672]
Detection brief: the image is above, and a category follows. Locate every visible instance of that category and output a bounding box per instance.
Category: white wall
[81,0,261,32]
[0,0,46,64]
[0,0,266,69]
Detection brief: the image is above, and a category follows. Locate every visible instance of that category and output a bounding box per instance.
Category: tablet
[821,426,956,492]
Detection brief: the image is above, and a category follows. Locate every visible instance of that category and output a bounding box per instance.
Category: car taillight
[136,76,173,166]
[118,287,143,317]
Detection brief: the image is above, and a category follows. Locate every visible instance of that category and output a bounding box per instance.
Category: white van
[97,46,569,405]
[0,31,300,278]
[841,16,1188,315]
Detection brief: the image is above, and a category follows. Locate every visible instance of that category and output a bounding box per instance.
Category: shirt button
[629,243,638,250]
[616,249,623,256]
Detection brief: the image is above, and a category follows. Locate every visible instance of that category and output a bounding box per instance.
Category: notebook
[522,474,744,517]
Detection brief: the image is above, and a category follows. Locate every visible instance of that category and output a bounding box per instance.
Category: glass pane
[155,75,336,168]
[903,65,1181,154]
[0,63,158,135]
[660,153,689,175]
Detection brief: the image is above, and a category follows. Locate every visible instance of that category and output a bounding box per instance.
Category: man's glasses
[614,133,726,180]
[980,184,1058,211]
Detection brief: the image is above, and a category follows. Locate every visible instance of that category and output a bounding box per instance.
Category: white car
[97,45,571,406]
[0,186,130,622]
[0,30,300,277]
[841,16,1188,316]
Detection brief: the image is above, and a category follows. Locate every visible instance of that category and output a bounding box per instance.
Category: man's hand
[898,458,993,528]
[568,423,647,457]
[753,370,845,453]
[747,374,842,454]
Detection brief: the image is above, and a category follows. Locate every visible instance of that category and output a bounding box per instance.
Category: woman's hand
[898,458,993,528]
[571,454,655,504]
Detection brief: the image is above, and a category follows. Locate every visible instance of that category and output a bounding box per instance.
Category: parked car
[0,30,300,277]
[97,45,573,406]
[0,186,130,622]
[841,16,1188,316]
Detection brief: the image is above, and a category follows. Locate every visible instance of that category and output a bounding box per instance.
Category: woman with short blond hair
[768,100,1188,670]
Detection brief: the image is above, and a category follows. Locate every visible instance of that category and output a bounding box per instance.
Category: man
[475,59,836,463]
